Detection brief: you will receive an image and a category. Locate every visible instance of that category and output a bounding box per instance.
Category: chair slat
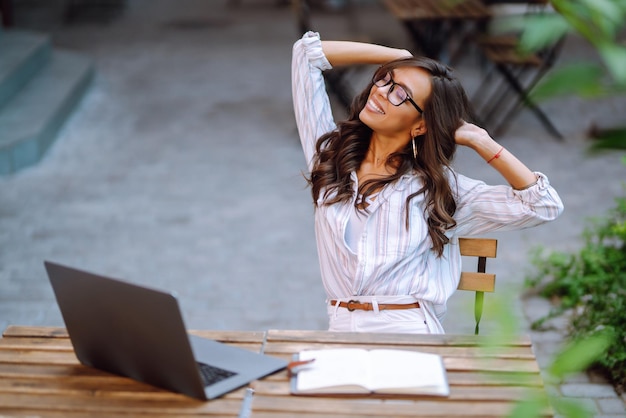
[458,272,496,292]
[459,238,497,258]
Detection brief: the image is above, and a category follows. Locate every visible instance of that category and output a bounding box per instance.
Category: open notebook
[290,348,449,396]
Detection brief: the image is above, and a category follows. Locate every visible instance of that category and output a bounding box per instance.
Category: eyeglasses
[372,71,423,114]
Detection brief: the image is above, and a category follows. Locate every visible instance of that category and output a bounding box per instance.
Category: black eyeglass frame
[372,71,424,114]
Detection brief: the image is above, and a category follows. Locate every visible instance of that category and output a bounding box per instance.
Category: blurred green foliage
[515,0,626,151]
[508,331,613,418]
[482,291,613,418]
[516,2,626,396]
[525,196,626,393]
[499,3,626,415]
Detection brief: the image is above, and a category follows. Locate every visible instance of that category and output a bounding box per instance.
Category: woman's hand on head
[454,121,493,149]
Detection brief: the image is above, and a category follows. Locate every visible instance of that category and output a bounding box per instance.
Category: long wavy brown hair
[307,57,471,256]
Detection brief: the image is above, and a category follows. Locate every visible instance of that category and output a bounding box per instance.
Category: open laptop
[44,260,287,400]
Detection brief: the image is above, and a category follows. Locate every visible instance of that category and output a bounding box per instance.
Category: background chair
[471,1,564,139]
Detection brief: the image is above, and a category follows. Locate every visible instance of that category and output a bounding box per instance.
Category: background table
[0,326,551,417]
[383,0,492,60]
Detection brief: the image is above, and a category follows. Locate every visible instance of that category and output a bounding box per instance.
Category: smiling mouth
[368,99,385,115]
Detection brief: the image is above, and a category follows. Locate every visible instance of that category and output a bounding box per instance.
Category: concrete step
[0,49,93,174]
[0,30,51,110]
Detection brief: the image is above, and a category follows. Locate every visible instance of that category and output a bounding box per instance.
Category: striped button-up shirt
[291,32,564,332]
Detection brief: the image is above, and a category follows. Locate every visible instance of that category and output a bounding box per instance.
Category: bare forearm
[455,122,538,189]
[321,41,412,67]
[479,143,538,190]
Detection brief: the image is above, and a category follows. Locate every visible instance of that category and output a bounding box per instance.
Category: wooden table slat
[0,375,178,396]
[250,394,549,417]
[0,376,248,400]
[188,329,266,344]
[252,379,544,401]
[262,341,536,358]
[0,393,243,416]
[0,362,109,378]
[443,357,541,373]
[3,326,69,339]
[3,326,266,345]
[251,369,543,391]
[0,336,75,350]
[0,411,236,418]
[266,329,531,347]
[0,350,80,365]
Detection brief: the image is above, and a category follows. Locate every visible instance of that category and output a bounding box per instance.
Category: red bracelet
[486,146,505,164]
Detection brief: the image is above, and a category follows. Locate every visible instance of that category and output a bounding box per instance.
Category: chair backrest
[457,237,498,334]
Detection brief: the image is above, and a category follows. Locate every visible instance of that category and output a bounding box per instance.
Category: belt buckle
[346,299,360,312]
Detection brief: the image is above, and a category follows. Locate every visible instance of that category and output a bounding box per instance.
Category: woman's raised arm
[321,40,412,67]
[454,121,539,190]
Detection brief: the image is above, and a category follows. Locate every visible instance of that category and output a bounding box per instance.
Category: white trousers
[326,296,430,334]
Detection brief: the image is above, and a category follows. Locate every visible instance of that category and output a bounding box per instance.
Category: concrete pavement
[1,0,625,415]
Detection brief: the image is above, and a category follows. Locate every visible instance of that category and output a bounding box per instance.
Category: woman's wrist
[486,146,505,164]
[468,133,501,160]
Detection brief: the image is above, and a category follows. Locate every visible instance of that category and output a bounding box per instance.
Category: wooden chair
[457,237,498,335]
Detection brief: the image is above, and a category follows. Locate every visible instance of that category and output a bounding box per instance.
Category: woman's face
[359,66,432,139]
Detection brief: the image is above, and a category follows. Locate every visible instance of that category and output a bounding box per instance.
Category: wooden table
[0,326,551,417]
[382,0,492,60]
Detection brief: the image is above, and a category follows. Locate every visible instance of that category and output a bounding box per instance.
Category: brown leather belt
[330,299,420,311]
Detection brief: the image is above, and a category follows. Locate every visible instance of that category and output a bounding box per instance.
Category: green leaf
[551,397,595,418]
[507,397,548,418]
[548,332,613,378]
[588,127,626,152]
[518,14,570,54]
[598,42,626,85]
[529,64,606,101]
[551,0,601,41]
[579,0,626,36]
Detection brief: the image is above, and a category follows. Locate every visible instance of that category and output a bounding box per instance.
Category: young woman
[292,32,563,334]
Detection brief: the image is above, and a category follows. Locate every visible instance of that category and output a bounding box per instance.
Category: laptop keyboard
[196,361,237,387]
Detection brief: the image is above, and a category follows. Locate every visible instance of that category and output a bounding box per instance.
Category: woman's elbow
[537,195,564,222]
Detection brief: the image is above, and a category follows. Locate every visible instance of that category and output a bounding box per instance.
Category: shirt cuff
[513,172,549,198]
[301,31,333,71]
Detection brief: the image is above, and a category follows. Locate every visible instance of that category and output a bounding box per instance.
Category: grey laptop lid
[44,261,287,400]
